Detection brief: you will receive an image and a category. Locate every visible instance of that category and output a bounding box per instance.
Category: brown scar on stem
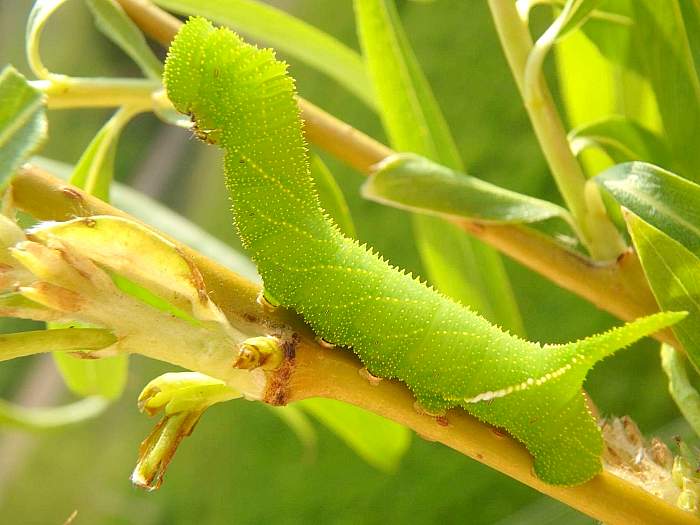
[31,282,84,312]
[262,333,299,406]
[175,246,209,305]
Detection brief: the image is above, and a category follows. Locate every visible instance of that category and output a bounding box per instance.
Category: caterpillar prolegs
[163,17,682,486]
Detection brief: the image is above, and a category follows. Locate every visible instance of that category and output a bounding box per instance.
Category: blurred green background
[0,1,690,523]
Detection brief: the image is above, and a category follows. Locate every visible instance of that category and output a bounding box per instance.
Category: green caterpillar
[163,17,682,486]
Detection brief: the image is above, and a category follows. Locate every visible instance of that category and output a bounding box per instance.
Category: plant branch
[487,0,624,260]
[113,0,674,347]
[7,165,697,525]
[30,76,160,110]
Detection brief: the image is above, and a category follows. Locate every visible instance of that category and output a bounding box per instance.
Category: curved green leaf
[0,396,109,431]
[661,344,700,437]
[298,398,410,472]
[354,0,524,335]
[310,156,356,238]
[625,211,699,370]
[633,0,700,182]
[363,153,575,227]
[0,66,47,183]
[152,0,374,108]
[25,0,70,79]
[596,162,700,256]
[86,0,163,80]
[69,106,140,201]
[569,117,672,167]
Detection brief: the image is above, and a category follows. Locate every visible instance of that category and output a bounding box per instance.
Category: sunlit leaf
[86,0,163,80]
[364,153,575,228]
[596,162,700,256]
[569,117,672,168]
[68,107,139,201]
[152,0,374,108]
[354,0,523,335]
[298,398,410,472]
[661,344,700,437]
[0,396,109,431]
[310,156,356,238]
[0,66,47,183]
[625,211,699,370]
[633,0,700,182]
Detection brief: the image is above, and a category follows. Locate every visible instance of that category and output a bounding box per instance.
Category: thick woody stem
[8,166,697,525]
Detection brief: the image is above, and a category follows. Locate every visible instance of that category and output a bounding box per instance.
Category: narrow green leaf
[625,211,699,369]
[633,0,700,182]
[0,328,116,362]
[86,0,163,80]
[52,341,128,400]
[152,0,374,108]
[298,398,410,472]
[310,156,356,238]
[569,117,672,168]
[661,344,700,437]
[25,0,70,79]
[596,162,700,256]
[0,66,47,182]
[364,153,575,227]
[68,106,138,201]
[354,0,523,334]
[0,396,109,431]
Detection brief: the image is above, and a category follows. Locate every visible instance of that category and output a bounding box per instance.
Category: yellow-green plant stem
[30,76,160,110]
[487,0,624,261]
[7,166,698,525]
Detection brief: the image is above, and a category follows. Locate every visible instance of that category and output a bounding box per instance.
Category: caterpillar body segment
[164,18,682,485]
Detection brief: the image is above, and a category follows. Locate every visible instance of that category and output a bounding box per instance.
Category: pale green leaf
[25,0,70,79]
[53,347,128,400]
[86,0,163,80]
[569,117,672,168]
[364,153,574,227]
[354,0,523,334]
[0,327,116,362]
[298,398,410,472]
[625,211,700,369]
[661,344,700,437]
[310,156,356,238]
[633,0,700,182]
[596,162,700,256]
[0,66,47,182]
[69,106,139,201]
[152,0,374,108]
[0,396,109,431]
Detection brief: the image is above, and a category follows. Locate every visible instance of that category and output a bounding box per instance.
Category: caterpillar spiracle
[163,17,682,486]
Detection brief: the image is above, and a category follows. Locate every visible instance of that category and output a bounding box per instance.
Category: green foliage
[0,66,47,182]
[86,0,163,80]
[364,153,574,228]
[164,16,683,486]
[298,398,410,472]
[354,0,523,334]
[596,162,700,256]
[625,212,700,370]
